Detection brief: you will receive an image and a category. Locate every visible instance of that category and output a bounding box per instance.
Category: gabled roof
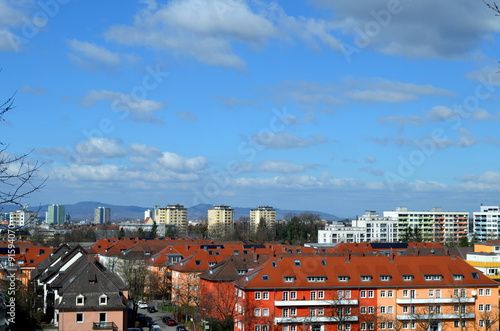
[200,253,270,282]
[233,254,498,290]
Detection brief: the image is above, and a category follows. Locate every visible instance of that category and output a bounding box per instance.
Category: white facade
[473,205,500,241]
[318,211,397,244]
[383,207,469,243]
[352,211,398,242]
[9,209,37,227]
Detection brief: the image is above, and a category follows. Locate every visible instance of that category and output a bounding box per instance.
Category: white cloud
[105,0,278,68]
[157,152,208,172]
[313,0,500,58]
[19,85,48,95]
[80,89,165,121]
[74,137,127,158]
[249,132,328,149]
[68,39,121,67]
[259,160,314,174]
[345,78,453,103]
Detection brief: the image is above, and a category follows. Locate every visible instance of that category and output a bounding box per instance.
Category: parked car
[162,316,173,324]
[149,325,162,331]
[167,319,177,326]
[176,326,187,331]
[147,306,158,313]
[138,301,148,309]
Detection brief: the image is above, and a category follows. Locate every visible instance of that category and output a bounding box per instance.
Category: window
[403,322,409,330]
[486,288,491,296]
[262,325,269,331]
[255,292,261,300]
[472,272,480,279]
[290,291,296,300]
[428,289,434,297]
[76,295,84,306]
[284,276,294,282]
[387,306,393,314]
[479,320,484,328]
[380,322,387,330]
[262,275,269,281]
[318,291,324,299]
[387,290,393,298]
[361,306,366,314]
[290,326,296,331]
[454,275,464,281]
[290,308,297,316]
[255,326,261,331]
[388,322,394,329]
[479,304,484,312]
[380,306,386,314]
[310,308,316,317]
[254,309,261,317]
[479,289,484,296]
[368,306,374,314]
[318,307,324,316]
[380,275,391,281]
[262,292,269,300]
[99,294,107,305]
[368,290,374,298]
[282,291,289,301]
[338,276,349,282]
[345,290,351,298]
[307,276,326,282]
[436,289,441,298]
[263,308,269,316]
[338,290,344,298]
[380,290,386,298]
[361,290,366,298]
[403,275,413,281]
[424,274,442,281]
[454,321,459,328]
[403,306,409,313]
[486,304,492,311]
[282,308,289,317]
[361,275,372,281]
[368,322,374,330]
[310,291,316,300]
[403,290,409,297]
[361,323,367,330]
[294,260,301,266]
[76,313,83,323]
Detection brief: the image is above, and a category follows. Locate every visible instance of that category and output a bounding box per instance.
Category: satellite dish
[471,290,477,296]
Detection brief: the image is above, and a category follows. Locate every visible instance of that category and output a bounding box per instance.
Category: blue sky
[2,0,500,218]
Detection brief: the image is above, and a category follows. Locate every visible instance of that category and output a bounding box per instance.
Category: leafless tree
[484,0,500,15]
[0,91,45,207]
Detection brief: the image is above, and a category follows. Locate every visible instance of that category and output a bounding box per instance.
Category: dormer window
[284,276,295,283]
[294,260,301,266]
[195,260,201,266]
[361,275,372,282]
[338,276,349,282]
[262,275,269,281]
[402,275,414,281]
[453,274,464,281]
[76,294,85,306]
[307,276,326,282]
[208,262,216,267]
[380,275,391,281]
[99,294,108,305]
[424,275,442,281]
[237,270,247,275]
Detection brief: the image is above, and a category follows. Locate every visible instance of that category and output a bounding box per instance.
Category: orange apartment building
[232,254,499,331]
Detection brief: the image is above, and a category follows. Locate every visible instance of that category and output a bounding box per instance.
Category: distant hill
[0,202,341,222]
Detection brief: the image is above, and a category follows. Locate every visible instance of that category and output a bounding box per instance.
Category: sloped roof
[233,254,498,290]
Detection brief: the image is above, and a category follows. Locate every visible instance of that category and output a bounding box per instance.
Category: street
[138,306,189,331]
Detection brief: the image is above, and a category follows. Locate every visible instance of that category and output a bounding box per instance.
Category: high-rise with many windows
[473,205,500,241]
[250,206,276,234]
[154,204,188,236]
[208,205,234,238]
[46,204,66,225]
[94,207,111,224]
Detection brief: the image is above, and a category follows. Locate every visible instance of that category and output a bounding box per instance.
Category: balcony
[93,322,118,331]
[397,313,475,320]
[396,297,475,304]
[274,316,358,324]
[275,299,358,307]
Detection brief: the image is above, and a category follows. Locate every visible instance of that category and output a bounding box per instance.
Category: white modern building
[318,223,365,243]
[352,210,398,242]
[94,206,111,224]
[9,209,37,227]
[383,207,469,244]
[46,204,66,225]
[473,205,500,241]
